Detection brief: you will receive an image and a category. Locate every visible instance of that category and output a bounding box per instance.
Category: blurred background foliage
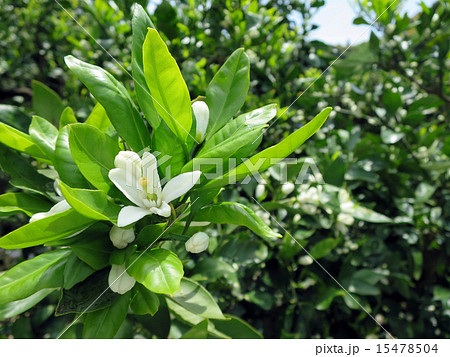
[0,0,449,338]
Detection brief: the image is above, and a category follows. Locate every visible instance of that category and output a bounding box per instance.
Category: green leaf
[0,192,52,217]
[191,257,237,283]
[65,55,150,151]
[180,320,208,339]
[204,107,332,189]
[143,28,192,142]
[0,146,53,195]
[153,122,186,179]
[29,115,59,160]
[59,182,120,222]
[0,289,56,321]
[0,104,30,131]
[194,202,281,240]
[205,48,250,139]
[85,103,112,132]
[130,283,160,315]
[136,223,166,246]
[169,278,226,320]
[62,253,95,290]
[56,270,119,315]
[213,315,263,339]
[126,248,184,295]
[59,107,77,128]
[0,209,93,249]
[309,238,339,259]
[352,205,392,223]
[182,104,276,173]
[0,122,48,161]
[69,123,120,195]
[70,225,114,270]
[0,250,70,304]
[131,4,160,129]
[82,292,130,338]
[134,296,170,338]
[32,80,65,125]
[54,126,90,188]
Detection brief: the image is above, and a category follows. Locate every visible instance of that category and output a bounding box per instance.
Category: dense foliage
[0,0,448,339]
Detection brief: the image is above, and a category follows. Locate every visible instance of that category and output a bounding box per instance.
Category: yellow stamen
[138,177,149,187]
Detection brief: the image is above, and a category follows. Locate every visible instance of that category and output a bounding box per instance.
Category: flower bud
[192,101,209,142]
[255,184,266,199]
[108,264,136,294]
[185,232,209,254]
[281,182,295,195]
[114,151,142,178]
[110,226,135,249]
[337,213,355,226]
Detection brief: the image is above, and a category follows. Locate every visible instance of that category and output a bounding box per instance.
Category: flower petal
[161,171,202,203]
[109,168,146,207]
[117,206,151,227]
[141,152,161,196]
[149,201,171,217]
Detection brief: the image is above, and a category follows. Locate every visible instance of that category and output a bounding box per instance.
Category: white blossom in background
[108,264,136,294]
[255,184,266,199]
[185,232,210,253]
[281,182,295,195]
[109,151,201,227]
[192,101,209,142]
[109,226,135,249]
[29,179,71,222]
[297,185,321,215]
[336,188,356,234]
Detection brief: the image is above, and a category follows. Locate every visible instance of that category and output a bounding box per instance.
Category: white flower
[108,151,202,227]
[109,226,135,249]
[255,184,266,199]
[337,212,355,226]
[108,264,136,294]
[29,199,72,223]
[192,101,209,142]
[281,182,295,195]
[185,232,209,253]
[29,179,71,223]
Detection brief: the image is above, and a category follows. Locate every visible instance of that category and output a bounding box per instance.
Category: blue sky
[309,0,436,45]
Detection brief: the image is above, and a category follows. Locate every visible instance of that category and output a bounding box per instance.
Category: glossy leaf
[213,315,263,339]
[153,122,186,179]
[82,292,130,338]
[180,320,208,339]
[0,192,52,217]
[194,202,281,240]
[0,122,48,161]
[0,250,70,304]
[69,123,120,194]
[182,105,276,173]
[31,80,65,124]
[0,209,93,249]
[62,253,95,290]
[205,48,250,139]
[352,205,392,223]
[0,146,53,195]
[29,115,58,159]
[169,278,226,320]
[0,289,56,321]
[85,103,112,133]
[130,283,160,315]
[59,107,77,128]
[131,4,160,129]
[57,270,118,315]
[203,107,332,189]
[0,104,30,131]
[54,126,90,188]
[59,182,120,222]
[65,55,151,151]
[143,28,192,142]
[126,248,183,295]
